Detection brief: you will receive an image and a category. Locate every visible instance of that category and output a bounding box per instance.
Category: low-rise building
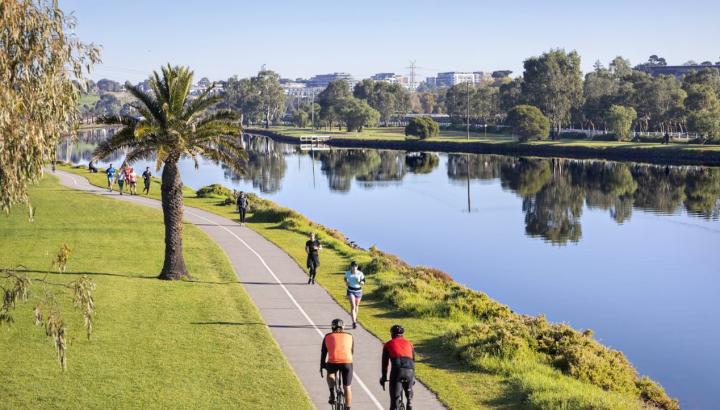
[435,71,490,87]
[370,72,409,88]
[307,72,356,90]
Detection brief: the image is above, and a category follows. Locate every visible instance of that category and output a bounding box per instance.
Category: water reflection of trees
[447,154,720,244]
[221,136,288,193]
[317,150,439,192]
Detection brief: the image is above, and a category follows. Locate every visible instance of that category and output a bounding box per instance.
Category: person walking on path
[320,318,354,410]
[105,164,116,192]
[305,232,322,284]
[117,167,126,195]
[237,192,249,226]
[142,167,152,195]
[127,166,137,195]
[344,261,365,329]
[380,325,416,410]
[663,132,670,145]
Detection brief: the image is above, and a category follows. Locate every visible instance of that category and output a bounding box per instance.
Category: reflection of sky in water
[60,135,720,408]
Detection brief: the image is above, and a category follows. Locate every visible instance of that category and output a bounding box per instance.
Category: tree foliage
[506,105,550,142]
[405,116,440,139]
[1,245,96,370]
[522,49,584,135]
[604,105,637,141]
[317,80,351,129]
[0,0,99,212]
[336,97,380,132]
[353,79,410,124]
[93,65,244,280]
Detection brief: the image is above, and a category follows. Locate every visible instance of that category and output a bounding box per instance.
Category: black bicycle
[332,372,345,410]
[381,377,412,410]
[323,369,346,410]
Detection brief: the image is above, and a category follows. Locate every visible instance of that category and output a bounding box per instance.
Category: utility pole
[466,81,470,140]
[310,89,315,130]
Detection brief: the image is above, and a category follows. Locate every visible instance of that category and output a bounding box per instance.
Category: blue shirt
[345,270,365,289]
[106,167,116,179]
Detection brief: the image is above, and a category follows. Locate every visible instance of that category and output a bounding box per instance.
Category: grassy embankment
[60,164,679,410]
[251,126,720,166]
[0,175,312,409]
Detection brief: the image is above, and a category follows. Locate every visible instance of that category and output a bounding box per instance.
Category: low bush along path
[52,169,444,410]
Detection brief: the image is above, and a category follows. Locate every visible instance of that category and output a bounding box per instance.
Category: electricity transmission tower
[405,60,418,92]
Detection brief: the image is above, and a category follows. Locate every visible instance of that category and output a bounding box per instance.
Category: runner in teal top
[105,164,116,192]
[344,261,365,329]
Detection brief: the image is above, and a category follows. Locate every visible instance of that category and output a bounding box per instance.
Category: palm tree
[93,65,245,280]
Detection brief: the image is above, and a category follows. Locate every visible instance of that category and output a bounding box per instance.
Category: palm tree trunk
[159,160,189,280]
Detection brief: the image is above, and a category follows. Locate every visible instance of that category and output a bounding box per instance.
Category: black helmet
[390,324,404,337]
[331,318,344,331]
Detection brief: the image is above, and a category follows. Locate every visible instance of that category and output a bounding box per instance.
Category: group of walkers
[104,163,153,196]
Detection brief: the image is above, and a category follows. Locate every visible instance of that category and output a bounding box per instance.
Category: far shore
[248,126,720,166]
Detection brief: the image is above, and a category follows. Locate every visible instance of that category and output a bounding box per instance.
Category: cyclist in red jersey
[380,324,415,410]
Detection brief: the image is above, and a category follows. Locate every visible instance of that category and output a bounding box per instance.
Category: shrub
[196,184,232,198]
[636,377,680,410]
[604,105,637,141]
[405,116,440,139]
[506,105,550,142]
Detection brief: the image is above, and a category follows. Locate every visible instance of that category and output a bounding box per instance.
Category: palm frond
[124,146,157,164]
[96,114,138,127]
[125,82,165,126]
[198,144,247,176]
[92,127,138,161]
[182,93,222,122]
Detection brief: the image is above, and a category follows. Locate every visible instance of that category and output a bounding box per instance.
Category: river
[60,131,720,408]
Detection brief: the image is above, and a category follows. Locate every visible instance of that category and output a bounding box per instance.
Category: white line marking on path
[186,210,384,410]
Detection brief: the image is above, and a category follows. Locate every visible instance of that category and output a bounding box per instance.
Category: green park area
[54,164,679,410]
[0,174,312,409]
[251,126,720,164]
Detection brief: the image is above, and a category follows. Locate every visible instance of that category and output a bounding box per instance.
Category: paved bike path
[53,170,444,410]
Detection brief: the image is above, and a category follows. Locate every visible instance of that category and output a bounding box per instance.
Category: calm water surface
[61,132,720,409]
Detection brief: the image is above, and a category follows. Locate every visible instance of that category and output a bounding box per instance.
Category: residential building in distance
[307,72,356,90]
[636,64,720,78]
[370,72,409,88]
[435,71,492,87]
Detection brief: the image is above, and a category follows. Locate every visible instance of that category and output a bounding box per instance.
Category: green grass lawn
[0,174,312,409]
[59,164,668,409]
[259,126,720,154]
[78,93,100,107]
[261,126,513,142]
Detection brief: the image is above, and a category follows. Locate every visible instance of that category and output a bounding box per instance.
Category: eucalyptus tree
[521,49,584,136]
[93,65,245,280]
[253,70,285,129]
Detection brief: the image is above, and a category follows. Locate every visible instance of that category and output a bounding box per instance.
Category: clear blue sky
[60,0,720,83]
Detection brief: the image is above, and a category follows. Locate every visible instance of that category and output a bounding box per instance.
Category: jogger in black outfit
[305,232,321,284]
[237,192,248,226]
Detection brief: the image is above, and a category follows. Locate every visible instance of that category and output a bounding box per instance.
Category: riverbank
[0,175,312,409]
[249,126,720,166]
[59,164,679,409]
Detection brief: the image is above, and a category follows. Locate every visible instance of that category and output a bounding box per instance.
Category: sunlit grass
[57,164,676,409]
[0,175,312,409]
